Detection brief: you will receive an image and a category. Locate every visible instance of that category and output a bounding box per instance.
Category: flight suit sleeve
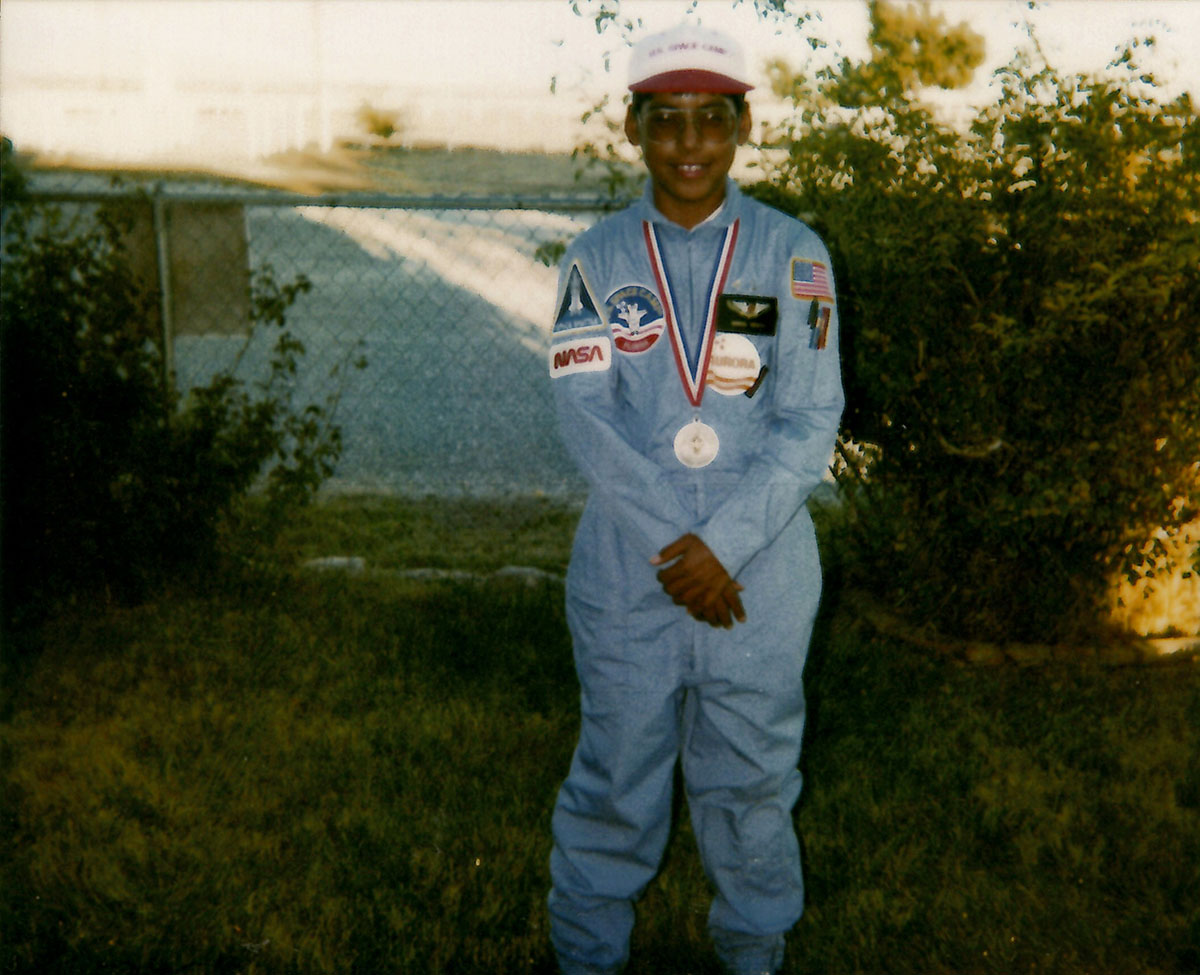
[696,237,845,579]
[549,247,694,551]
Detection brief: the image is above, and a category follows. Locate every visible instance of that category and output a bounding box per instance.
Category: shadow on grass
[2,498,1198,975]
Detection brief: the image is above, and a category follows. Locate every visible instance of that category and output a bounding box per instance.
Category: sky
[1,0,1197,158]
[6,0,1197,92]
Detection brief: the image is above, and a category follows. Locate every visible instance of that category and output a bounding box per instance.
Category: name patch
[717,294,777,335]
[549,337,612,378]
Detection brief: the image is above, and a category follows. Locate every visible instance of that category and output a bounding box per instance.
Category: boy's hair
[630,92,747,117]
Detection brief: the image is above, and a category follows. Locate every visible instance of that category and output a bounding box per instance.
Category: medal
[644,218,739,466]
[674,419,720,468]
[643,219,739,407]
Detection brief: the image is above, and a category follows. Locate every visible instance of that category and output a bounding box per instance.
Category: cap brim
[629,69,753,94]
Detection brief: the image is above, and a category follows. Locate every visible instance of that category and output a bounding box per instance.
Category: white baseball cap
[628,23,753,94]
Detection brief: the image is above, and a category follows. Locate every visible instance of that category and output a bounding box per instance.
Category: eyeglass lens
[642,106,738,143]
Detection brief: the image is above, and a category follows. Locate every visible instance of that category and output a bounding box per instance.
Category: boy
[547,23,844,975]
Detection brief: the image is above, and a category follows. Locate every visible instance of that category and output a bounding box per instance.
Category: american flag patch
[791,259,831,299]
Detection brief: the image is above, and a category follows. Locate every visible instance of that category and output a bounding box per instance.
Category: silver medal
[674,420,720,468]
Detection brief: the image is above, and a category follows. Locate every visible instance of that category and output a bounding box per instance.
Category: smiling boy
[546,24,845,975]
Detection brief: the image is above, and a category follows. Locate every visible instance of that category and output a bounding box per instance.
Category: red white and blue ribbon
[642,219,740,408]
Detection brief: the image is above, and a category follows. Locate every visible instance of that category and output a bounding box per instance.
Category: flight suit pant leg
[549,596,684,975]
[681,620,813,975]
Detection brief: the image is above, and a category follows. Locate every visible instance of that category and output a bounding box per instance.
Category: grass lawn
[2,496,1197,974]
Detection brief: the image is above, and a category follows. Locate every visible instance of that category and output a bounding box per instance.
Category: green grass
[2,497,1198,975]
[270,493,581,574]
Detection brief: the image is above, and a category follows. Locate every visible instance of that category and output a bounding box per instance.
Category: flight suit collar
[636,178,743,232]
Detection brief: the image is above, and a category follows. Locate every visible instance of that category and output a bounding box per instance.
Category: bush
[0,141,341,622]
[355,102,403,143]
[758,23,1200,642]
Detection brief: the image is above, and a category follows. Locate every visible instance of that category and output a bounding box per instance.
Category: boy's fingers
[650,536,686,566]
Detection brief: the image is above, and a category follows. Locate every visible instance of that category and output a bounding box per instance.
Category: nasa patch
[605,285,665,355]
[549,336,612,378]
[554,262,606,335]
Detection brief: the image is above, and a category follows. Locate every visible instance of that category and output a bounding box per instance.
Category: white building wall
[1,73,590,164]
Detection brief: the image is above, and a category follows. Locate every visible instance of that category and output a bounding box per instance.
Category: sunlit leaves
[759,7,1199,641]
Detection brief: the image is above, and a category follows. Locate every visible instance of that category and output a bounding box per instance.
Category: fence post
[151,184,175,395]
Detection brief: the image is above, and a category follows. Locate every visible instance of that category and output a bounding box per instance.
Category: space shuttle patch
[553,261,606,335]
[717,294,778,336]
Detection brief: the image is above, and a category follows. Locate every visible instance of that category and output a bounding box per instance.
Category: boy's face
[625,92,752,229]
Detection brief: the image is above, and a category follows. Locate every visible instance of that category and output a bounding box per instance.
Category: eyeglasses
[638,104,740,145]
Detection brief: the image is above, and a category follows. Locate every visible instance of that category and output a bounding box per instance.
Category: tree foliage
[757,4,1199,641]
[0,141,342,621]
[355,101,403,143]
[866,0,985,90]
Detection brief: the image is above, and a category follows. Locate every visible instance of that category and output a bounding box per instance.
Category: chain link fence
[26,176,630,498]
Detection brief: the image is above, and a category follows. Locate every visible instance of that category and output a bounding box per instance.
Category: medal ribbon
[643,219,740,408]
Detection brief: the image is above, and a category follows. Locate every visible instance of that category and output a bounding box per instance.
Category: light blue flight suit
[547,180,844,975]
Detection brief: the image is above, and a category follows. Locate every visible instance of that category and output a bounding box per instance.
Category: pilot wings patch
[717,294,777,335]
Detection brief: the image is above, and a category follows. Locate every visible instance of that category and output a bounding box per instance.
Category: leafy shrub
[757,26,1200,642]
[0,141,341,621]
[355,102,402,143]
[557,3,1197,642]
